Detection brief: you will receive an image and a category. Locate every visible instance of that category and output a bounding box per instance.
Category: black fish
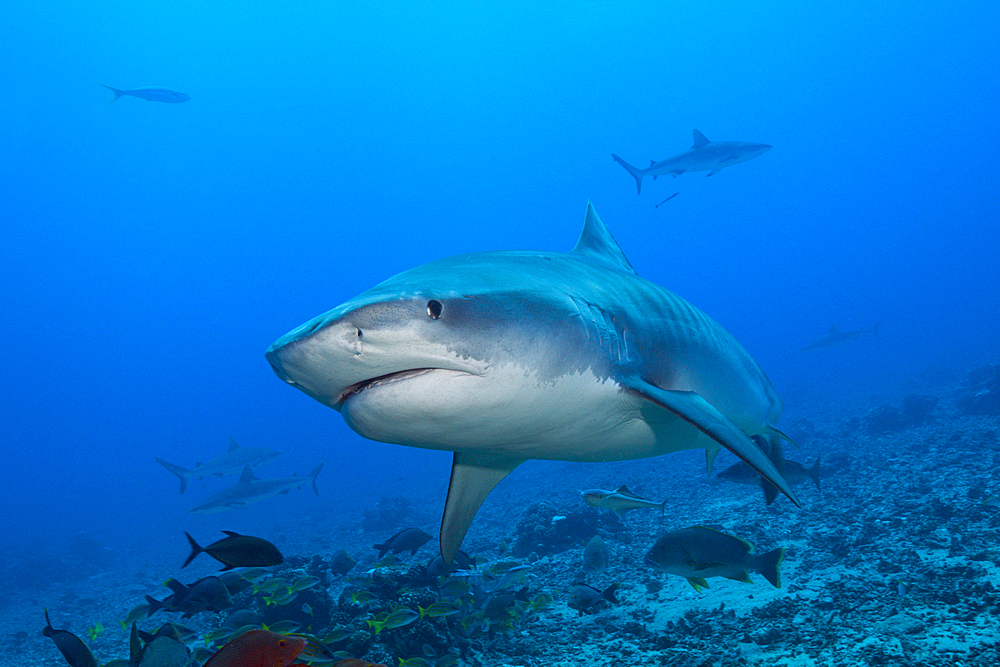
[218,571,254,597]
[222,609,263,629]
[329,549,357,576]
[373,528,432,558]
[42,609,98,667]
[427,549,475,577]
[130,621,190,667]
[567,583,619,615]
[182,531,283,570]
[145,577,233,618]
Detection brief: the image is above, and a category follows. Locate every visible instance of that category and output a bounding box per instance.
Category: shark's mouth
[335,368,437,407]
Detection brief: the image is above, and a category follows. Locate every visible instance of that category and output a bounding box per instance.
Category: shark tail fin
[156,457,191,494]
[756,547,786,588]
[872,317,883,339]
[100,83,125,103]
[809,455,822,492]
[611,154,645,194]
[307,461,324,495]
[182,531,203,569]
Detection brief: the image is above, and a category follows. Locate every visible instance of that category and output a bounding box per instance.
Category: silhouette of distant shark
[613,130,772,194]
[802,319,882,350]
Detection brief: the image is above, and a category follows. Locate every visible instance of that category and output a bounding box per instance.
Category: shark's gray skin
[801,318,882,350]
[188,462,323,513]
[156,437,282,494]
[613,130,772,194]
[265,202,798,562]
[100,83,190,103]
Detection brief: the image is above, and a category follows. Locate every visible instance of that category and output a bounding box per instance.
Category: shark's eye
[427,300,443,320]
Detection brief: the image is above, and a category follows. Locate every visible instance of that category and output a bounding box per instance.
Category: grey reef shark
[100,83,190,103]
[266,202,799,562]
[613,129,772,194]
[801,318,882,351]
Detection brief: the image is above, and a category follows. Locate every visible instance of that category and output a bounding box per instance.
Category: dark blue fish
[42,609,97,667]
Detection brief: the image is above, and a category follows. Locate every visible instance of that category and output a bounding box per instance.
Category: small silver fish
[581,485,665,519]
[100,84,190,104]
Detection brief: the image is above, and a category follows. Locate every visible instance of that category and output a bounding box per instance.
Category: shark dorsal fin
[613,484,636,497]
[238,465,257,484]
[829,324,839,333]
[692,129,711,147]
[570,202,636,275]
[227,437,239,452]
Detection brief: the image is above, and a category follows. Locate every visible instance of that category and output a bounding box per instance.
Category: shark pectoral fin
[706,167,723,176]
[623,380,800,507]
[441,452,525,564]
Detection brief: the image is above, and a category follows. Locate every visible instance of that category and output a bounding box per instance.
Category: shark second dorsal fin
[570,202,636,275]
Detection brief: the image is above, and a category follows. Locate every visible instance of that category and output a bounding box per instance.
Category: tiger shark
[613,130,772,194]
[265,202,798,562]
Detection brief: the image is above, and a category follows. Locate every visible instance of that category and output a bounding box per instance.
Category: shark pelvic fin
[570,202,636,275]
[705,445,721,475]
[621,378,800,507]
[764,424,798,449]
[692,129,711,147]
[440,452,525,564]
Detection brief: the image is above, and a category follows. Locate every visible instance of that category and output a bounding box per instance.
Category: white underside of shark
[266,202,798,561]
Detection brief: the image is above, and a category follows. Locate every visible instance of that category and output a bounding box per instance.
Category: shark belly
[340,364,706,461]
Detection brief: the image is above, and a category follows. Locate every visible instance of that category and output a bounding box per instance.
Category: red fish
[203,629,305,667]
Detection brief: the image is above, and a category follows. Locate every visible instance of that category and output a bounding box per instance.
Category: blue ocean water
[3,1,999,663]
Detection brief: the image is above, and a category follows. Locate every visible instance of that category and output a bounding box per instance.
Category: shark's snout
[265,346,290,383]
